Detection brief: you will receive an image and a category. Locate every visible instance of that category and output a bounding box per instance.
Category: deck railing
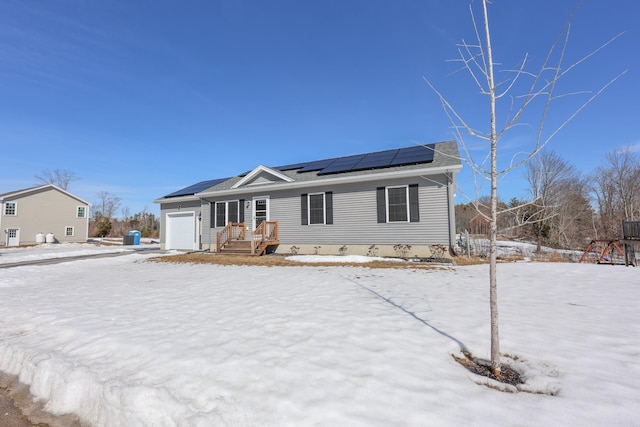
[216,222,246,252]
[251,221,279,255]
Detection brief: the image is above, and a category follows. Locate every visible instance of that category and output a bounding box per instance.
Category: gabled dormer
[231,165,295,189]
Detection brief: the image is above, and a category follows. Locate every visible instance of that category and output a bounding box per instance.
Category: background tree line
[35,169,160,239]
[455,146,640,250]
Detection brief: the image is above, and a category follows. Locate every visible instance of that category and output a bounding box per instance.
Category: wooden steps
[218,239,279,256]
[218,240,253,255]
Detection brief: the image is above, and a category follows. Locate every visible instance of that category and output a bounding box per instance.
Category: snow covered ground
[0,244,638,426]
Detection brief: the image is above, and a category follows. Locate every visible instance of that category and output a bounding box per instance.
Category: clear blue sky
[1,0,637,216]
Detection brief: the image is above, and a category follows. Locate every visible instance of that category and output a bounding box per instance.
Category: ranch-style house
[155,141,461,257]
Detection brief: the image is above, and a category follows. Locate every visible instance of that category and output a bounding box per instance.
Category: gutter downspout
[0,198,3,245]
[198,198,205,250]
[446,172,457,255]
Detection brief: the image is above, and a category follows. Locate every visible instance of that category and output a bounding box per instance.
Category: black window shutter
[376,187,386,223]
[409,184,420,222]
[301,194,308,225]
[210,202,216,227]
[325,192,333,225]
[239,199,245,223]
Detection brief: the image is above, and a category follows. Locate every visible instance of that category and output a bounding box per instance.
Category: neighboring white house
[155,141,462,256]
[0,184,90,246]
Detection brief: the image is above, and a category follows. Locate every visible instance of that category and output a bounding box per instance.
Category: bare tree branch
[34,169,79,191]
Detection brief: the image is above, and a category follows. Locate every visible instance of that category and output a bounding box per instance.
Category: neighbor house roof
[156,141,461,202]
[0,184,90,205]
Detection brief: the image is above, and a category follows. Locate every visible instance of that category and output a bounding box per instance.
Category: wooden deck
[216,221,279,256]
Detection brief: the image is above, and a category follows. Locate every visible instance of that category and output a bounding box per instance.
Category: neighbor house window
[65,226,75,237]
[4,202,17,216]
[213,200,240,227]
[301,192,333,225]
[376,184,419,223]
[77,206,86,218]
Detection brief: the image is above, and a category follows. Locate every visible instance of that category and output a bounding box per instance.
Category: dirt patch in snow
[0,372,82,427]
[453,351,524,390]
[153,253,445,269]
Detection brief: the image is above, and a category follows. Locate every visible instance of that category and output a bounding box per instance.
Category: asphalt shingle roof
[161,141,460,198]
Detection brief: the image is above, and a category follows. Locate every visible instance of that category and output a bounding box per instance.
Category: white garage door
[166,212,196,250]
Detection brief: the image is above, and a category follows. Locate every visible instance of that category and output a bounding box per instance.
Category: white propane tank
[36,233,45,244]
[45,233,55,243]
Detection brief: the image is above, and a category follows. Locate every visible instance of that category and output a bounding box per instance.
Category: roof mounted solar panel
[317,154,366,175]
[389,144,435,166]
[351,149,398,171]
[274,161,309,171]
[297,158,336,173]
[164,178,227,198]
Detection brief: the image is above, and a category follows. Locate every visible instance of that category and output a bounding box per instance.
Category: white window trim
[65,226,75,237]
[307,192,326,225]
[386,185,410,223]
[77,206,86,218]
[4,202,17,216]
[214,200,240,228]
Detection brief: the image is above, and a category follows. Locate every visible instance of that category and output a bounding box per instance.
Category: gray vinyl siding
[200,174,452,248]
[200,200,215,248]
[276,175,450,246]
[249,172,282,185]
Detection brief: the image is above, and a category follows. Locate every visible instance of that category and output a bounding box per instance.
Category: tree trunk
[483,0,501,377]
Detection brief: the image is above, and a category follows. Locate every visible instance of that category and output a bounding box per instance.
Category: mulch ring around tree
[453,350,524,388]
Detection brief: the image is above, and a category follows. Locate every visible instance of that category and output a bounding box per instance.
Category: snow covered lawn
[0,247,638,426]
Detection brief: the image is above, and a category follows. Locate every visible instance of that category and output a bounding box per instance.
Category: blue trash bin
[128,230,141,245]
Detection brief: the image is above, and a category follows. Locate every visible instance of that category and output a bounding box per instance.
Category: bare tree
[591,166,618,239]
[94,191,122,220]
[525,150,580,251]
[35,169,78,190]
[425,1,623,375]
[605,147,640,222]
[521,152,593,250]
[591,146,640,237]
[554,176,593,249]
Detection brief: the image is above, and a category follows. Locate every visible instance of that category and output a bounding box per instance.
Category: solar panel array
[275,144,435,176]
[165,145,437,199]
[164,178,228,198]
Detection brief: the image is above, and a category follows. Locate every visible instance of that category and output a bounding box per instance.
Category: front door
[6,228,19,246]
[252,196,269,230]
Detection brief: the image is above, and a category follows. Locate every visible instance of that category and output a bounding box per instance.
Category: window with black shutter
[301,192,333,225]
[377,185,419,223]
[213,200,241,227]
